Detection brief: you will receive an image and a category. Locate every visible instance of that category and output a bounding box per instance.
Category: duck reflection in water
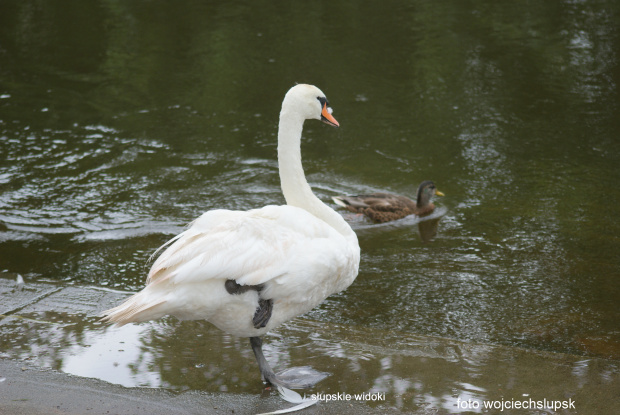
[418,216,441,243]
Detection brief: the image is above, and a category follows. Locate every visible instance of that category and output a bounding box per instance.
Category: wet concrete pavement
[0,276,411,414]
[1,275,619,414]
[1,358,413,415]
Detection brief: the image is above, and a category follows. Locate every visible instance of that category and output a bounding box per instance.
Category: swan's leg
[250,336,280,385]
[249,336,330,389]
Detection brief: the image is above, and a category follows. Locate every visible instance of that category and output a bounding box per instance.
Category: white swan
[101,84,360,389]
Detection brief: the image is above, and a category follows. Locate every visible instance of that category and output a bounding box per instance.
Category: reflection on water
[343,207,446,244]
[417,217,440,243]
[1,0,620,411]
[1,307,618,413]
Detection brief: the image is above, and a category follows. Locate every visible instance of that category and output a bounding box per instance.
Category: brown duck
[332,180,444,223]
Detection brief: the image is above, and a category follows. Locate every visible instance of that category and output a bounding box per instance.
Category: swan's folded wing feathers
[146,206,346,289]
[147,209,258,283]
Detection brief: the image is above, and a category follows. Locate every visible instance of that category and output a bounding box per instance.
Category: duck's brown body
[333,181,443,223]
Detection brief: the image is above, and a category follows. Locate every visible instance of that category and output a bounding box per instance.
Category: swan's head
[282,84,339,127]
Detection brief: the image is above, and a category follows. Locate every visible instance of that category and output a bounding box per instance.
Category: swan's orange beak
[321,103,339,127]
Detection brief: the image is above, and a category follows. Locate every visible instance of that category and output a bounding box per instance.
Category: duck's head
[417,180,444,206]
[282,84,339,127]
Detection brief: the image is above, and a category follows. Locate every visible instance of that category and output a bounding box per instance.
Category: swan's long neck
[278,108,356,242]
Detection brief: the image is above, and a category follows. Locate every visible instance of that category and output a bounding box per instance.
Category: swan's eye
[317,96,330,107]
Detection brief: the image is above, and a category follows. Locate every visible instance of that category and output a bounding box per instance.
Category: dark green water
[1,0,619,410]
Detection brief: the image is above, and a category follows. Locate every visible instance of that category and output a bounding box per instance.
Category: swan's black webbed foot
[250,336,330,389]
[253,298,273,328]
[225,279,263,295]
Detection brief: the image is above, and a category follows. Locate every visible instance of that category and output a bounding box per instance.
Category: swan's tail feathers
[332,196,349,208]
[148,231,186,263]
[100,293,167,327]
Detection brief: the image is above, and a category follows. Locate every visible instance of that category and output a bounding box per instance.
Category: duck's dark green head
[417,181,444,206]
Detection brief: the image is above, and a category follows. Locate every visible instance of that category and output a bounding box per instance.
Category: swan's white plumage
[102,84,360,339]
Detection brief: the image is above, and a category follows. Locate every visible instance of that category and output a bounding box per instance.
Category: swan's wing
[146,205,350,288]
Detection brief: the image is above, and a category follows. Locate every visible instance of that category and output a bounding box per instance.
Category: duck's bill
[435,190,445,196]
[321,103,339,127]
